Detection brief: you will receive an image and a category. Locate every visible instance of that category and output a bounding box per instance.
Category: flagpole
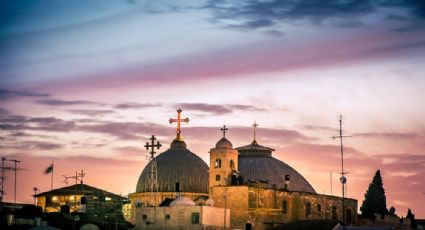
[51,160,54,190]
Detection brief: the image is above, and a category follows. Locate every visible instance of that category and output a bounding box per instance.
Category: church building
[129,109,357,230]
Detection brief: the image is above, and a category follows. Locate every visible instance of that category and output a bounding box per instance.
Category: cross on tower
[221,125,228,138]
[144,135,162,206]
[253,121,259,141]
[145,135,162,159]
[169,108,189,141]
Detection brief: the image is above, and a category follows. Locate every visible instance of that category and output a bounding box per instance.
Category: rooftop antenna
[6,159,22,204]
[144,135,162,206]
[0,157,25,204]
[332,115,351,228]
[221,125,228,138]
[62,170,86,185]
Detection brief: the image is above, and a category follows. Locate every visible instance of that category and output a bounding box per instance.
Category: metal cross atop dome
[145,135,162,159]
[169,108,189,141]
[253,121,258,141]
[144,135,161,205]
[221,125,228,138]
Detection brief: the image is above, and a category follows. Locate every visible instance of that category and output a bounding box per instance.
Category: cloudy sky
[1,0,425,216]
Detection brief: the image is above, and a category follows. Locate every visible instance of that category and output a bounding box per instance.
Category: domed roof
[136,140,209,193]
[215,137,233,149]
[169,196,196,207]
[237,141,316,193]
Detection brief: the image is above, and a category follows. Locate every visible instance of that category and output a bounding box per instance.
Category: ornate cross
[253,121,258,141]
[145,135,162,159]
[221,125,228,138]
[169,108,189,140]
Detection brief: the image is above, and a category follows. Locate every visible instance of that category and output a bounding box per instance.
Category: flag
[44,164,53,174]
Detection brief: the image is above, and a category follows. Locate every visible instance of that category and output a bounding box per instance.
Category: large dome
[136,139,209,193]
[237,141,316,193]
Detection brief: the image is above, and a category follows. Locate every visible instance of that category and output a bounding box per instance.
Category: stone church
[129,110,357,230]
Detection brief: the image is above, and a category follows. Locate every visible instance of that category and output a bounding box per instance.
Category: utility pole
[7,159,21,203]
[33,187,39,205]
[332,115,351,228]
[1,157,5,203]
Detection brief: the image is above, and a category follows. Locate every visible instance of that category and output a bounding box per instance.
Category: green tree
[360,170,388,217]
[406,209,417,229]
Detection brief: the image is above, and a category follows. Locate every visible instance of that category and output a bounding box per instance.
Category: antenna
[331,115,352,228]
[62,170,86,185]
[0,157,26,203]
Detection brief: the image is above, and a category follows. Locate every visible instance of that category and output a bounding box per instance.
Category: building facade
[130,119,358,229]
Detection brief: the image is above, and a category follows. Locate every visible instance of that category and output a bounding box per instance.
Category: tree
[406,209,417,229]
[360,170,388,218]
[389,206,396,216]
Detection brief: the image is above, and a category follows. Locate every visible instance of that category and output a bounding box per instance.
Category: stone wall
[135,206,229,230]
[211,185,357,230]
[129,192,208,224]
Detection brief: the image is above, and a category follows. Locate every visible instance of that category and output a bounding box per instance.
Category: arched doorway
[245,223,252,230]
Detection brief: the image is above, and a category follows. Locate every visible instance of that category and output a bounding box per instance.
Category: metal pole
[51,161,54,190]
[339,117,346,229]
[1,157,5,203]
[224,187,227,230]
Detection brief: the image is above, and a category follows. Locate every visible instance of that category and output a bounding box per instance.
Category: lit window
[51,196,58,201]
[191,212,200,224]
[105,197,112,201]
[215,159,221,168]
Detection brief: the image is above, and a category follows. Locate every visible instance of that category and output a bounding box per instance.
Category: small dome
[170,196,196,206]
[205,198,214,206]
[215,138,233,149]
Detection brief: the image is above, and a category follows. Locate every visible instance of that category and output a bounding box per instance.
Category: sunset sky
[1,0,425,217]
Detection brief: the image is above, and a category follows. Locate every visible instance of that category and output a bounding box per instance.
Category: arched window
[306,203,311,217]
[215,158,221,168]
[229,160,235,169]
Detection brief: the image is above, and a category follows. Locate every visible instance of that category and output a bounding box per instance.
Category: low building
[136,196,230,230]
[34,183,127,214]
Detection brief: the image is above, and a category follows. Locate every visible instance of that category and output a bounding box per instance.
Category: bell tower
[209,125,239,193]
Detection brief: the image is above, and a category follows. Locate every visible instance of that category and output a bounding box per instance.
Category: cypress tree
[360,170,388,217]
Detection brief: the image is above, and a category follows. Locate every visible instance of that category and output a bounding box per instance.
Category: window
[191,212,200,224]
[216,175,221,181]
[230,160,235,169]
[165,214,170,220]
[142,214,147,220]
[282,200,287,214]
[347,209,352,224]
[215,159,221,168]
[317,204,322,213]
[332,206,337,220]
[306,203,311,217]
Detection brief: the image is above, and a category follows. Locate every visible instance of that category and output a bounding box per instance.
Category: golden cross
[169,109,189,140]
[253,121,258,141]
